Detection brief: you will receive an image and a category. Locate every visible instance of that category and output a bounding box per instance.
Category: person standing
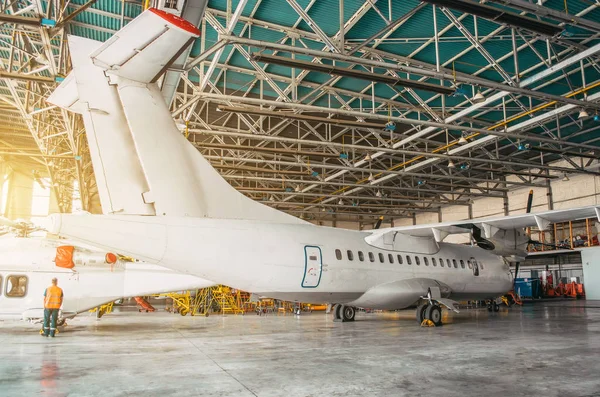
[43,278,63,337]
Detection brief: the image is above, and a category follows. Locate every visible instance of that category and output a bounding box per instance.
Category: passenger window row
[334,249,480,271]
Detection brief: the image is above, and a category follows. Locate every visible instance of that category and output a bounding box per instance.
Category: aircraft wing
[372,205,600,242]
[88,8,200,83]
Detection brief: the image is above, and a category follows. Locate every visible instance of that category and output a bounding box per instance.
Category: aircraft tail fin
[50,8,305,223]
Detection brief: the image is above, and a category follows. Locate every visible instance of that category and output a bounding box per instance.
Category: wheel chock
[421,319,436,327]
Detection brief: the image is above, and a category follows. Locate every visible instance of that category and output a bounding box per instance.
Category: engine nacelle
[477,228,530,258]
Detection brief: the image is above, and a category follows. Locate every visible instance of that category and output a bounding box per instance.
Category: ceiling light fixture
[376,190,382,198]
[447,160,456,168]
[562,174,570,182]
[368,173,375,182]
[364,153,372,162]
[579,109,589,119]
[472,90,486,104]
[458,134,468,145]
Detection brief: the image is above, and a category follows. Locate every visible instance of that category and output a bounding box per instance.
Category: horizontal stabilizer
[47,72,85,114]
[89,8,200,83]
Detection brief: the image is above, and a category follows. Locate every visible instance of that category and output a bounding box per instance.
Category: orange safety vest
[44,285,63,309]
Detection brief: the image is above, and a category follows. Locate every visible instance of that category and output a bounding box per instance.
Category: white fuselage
[50,215,515,309]
[0,236,214,321]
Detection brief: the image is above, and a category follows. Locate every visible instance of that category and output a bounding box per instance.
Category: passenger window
[439,258,444,267]
[415,256,420,266]
[452,259,458,268]
[480,263,484,270]
[0,275,2,295]
[467,260,473,269]
[379,253,384,263]
[432,258,437,267]
[368,252,375,262]
[424,257,429,266]
[347,250,354,261]
[335,249,342,260]
[406,255,412,265]
[358,251,364,262]
[6,275,27,298]
[460,260,465,269]
[388,254,394,264]
[397,255,403,264]
[446,259,451,268]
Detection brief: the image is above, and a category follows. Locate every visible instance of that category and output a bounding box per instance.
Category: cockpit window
[5,275,27,298]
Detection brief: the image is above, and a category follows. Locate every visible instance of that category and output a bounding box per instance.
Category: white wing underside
[372,206,600,242]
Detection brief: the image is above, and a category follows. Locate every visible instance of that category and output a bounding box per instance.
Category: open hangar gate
[1,1,600,396]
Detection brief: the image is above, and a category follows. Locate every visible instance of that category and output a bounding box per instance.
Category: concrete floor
[1,301,599,397]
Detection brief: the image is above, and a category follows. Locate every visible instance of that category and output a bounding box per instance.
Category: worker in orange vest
[42,278,63,337]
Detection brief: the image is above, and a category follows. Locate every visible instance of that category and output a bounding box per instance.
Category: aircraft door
[471,257,480,276]
[302,246,322,288]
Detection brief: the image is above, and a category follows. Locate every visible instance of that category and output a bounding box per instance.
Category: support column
[5,172,34,220]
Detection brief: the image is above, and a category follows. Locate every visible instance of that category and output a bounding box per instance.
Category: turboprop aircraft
[44,8,600,326]
[0,229,214,324]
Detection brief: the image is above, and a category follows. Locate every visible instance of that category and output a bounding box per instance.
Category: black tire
[332,304,342,321]
[425,304,443,326]
[341,305,356,322]
[493,302,500,312]
[416,303,428,324]
[487,304,493,312]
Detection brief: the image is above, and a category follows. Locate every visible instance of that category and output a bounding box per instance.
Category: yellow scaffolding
[88,302,114,318]
[154,292,192,316]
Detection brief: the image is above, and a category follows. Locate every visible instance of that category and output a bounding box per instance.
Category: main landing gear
[416,302,443,327]
[416,287,460,327]
[487,300,500,312]
[332,304,356,322]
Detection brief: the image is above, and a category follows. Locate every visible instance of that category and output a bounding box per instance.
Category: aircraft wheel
[57,319,66,327]
[332,304,342,321]
[180,308,190,316]
[493,302,500,312]
[416,303,428,324]
[341,305,356,322]
[487,303,493,312]
[425,304,443,327]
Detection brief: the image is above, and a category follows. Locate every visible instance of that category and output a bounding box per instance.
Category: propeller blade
[526,190,534,214]
[374,216,384,230]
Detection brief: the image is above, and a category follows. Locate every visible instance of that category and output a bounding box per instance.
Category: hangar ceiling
[1,0,600,223]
